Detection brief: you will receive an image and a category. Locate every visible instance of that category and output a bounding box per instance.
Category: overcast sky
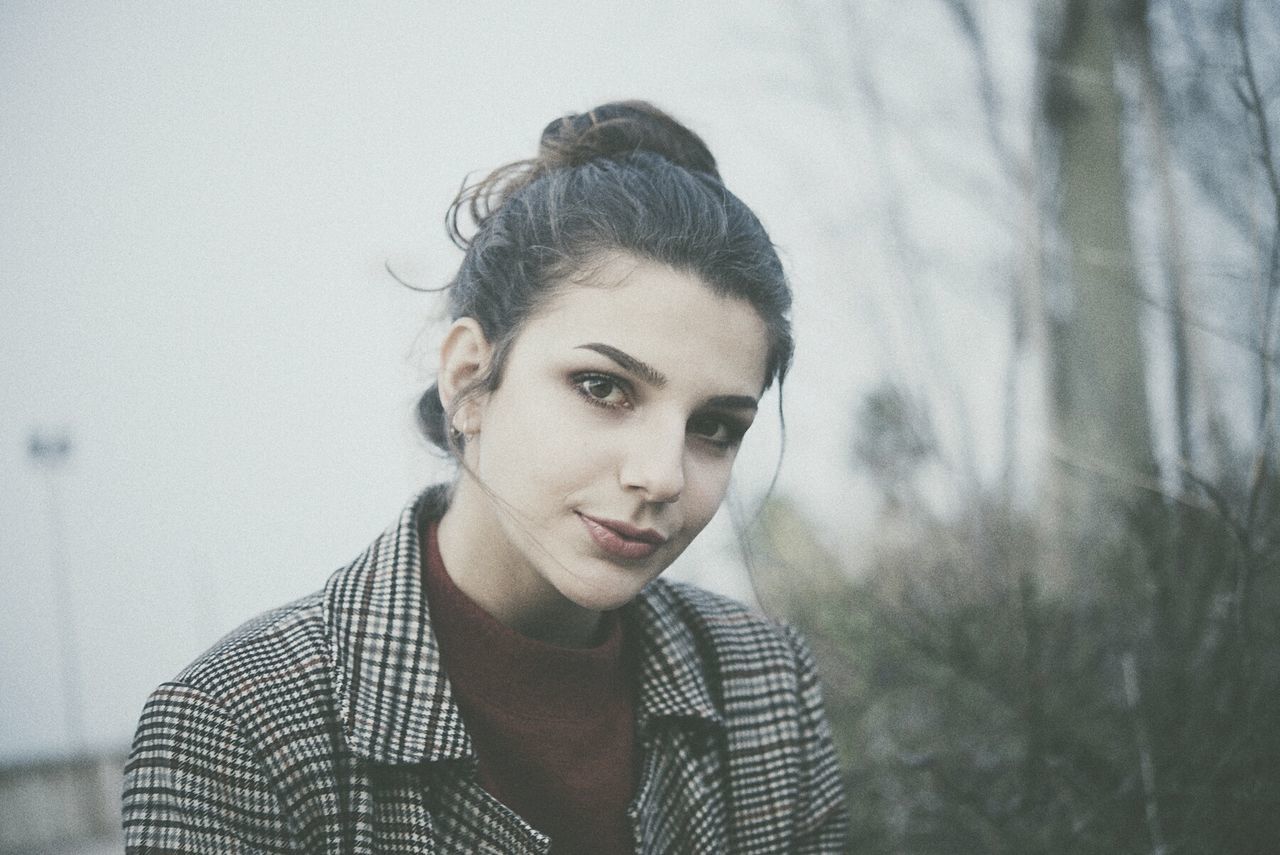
[1,1,1030,760]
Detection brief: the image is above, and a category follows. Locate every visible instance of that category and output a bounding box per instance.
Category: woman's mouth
[576,512,667,560]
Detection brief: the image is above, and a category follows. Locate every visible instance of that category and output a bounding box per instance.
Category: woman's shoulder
[161,486,440,703]
[127,589,346,787]
[168,590,328,699]
[124,590,352,852]
[640,577,801,650]
[634,580,849,844]
[635,578,817,691]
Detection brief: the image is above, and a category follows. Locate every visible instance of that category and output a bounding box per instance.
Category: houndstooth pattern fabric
[122,486,848,853]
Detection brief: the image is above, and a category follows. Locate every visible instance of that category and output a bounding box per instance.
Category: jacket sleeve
[122,681,294,854]
[783,624,850,853]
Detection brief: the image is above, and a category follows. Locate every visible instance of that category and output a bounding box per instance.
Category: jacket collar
[324,485,721,766]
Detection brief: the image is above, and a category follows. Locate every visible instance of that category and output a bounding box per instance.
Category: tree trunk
[1041,0,1157,538]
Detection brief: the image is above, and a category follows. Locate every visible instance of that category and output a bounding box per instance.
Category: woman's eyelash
[689,413,750,448]
[570,372,751,448]
[570,372,632,408]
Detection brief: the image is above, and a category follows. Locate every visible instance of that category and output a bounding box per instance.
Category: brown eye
[585,378,615,399]
[688,414,727,441]
[688,413,748,448]
[572,373,631,408]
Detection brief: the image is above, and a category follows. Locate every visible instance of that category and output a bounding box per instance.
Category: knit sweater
[422,519,635,854]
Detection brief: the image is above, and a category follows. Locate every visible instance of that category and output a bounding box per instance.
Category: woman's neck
[435,478,603,647]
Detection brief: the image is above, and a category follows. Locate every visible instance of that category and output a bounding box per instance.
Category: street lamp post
[28,429,85,755]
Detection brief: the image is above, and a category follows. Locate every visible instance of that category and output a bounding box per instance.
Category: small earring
[451,412,478,439]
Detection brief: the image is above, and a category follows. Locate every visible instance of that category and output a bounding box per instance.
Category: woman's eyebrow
[575,342,760,410]
[705,395,759,411]
[575,342,668,388]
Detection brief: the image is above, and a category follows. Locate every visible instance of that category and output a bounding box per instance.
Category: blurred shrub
[754,455,1279,853]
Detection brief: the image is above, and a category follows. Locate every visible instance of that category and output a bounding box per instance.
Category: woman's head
[418,100,793,453]
[437,257,771,619]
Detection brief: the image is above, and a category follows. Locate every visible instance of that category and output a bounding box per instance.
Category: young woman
[123,101,847,853]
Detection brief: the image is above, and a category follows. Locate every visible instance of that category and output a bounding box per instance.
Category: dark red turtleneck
[422,521,636,854]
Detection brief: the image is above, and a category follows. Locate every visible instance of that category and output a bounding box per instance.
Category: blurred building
[0,753,124,854]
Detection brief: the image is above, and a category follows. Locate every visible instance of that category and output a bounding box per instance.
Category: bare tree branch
[1232,0,1280,537]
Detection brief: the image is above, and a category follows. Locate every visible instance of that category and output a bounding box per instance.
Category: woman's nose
[619,421,685,504]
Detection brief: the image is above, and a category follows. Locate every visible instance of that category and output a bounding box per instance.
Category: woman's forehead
[516,261,771,391]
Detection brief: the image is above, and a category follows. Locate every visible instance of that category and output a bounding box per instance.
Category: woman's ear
[437,318,494,433]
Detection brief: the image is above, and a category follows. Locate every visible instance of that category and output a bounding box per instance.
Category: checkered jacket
[123,486,848,853]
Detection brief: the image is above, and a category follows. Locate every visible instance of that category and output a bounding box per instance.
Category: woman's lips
[577,512,666,560]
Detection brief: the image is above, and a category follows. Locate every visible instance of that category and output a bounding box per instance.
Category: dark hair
[418,100,794,454]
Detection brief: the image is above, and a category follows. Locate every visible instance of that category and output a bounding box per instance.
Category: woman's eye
[573,374,630,408]
[688,413,746,448]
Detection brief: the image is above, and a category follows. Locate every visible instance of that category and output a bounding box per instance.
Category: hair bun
[539,100,720,180]
[446,101,722,250]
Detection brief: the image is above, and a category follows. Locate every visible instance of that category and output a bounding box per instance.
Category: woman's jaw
[436,479,699,646]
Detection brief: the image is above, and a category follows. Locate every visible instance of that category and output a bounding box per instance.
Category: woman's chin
[555,563,657,614]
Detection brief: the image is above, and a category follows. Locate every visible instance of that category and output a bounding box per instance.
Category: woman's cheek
[681,458,730,528]
[528,409,615,485]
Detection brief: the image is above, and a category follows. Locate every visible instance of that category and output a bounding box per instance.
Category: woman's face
[454,256,770,617]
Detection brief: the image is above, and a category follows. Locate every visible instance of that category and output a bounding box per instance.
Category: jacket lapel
[325,485,471,767]
[625,581,729,852]
[323,487,551,853]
